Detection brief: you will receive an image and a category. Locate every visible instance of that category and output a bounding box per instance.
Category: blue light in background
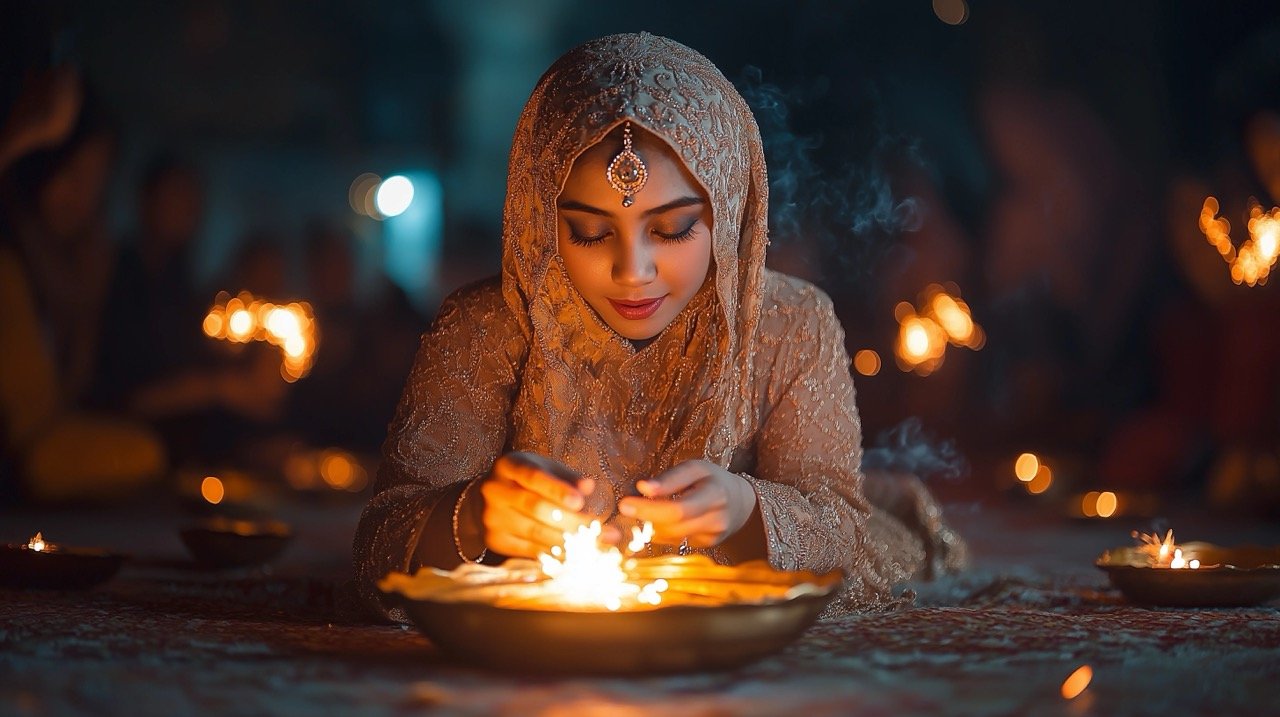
[380,170,442,310]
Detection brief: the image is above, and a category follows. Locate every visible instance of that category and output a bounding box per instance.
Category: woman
[354,33,963,619]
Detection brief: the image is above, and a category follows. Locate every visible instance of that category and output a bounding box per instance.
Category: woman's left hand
[617,460,758,549]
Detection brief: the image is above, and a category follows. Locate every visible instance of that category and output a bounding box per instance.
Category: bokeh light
[1014,452,1040,482]
[375,175,415,217]
[1095,491,1118,518]
[932,0,969,26]
[853,349,882,376]
[201,476,225,505]
[1061,665,1093,700]
[348,172,381,216]
[1026,465,1053,494]
[1081,491,1099,517]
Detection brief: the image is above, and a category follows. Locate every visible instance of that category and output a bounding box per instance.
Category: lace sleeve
[744,290,920,612]
[351,279,521,618]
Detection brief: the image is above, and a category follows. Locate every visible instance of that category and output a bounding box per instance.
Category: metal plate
[1097,543,1280,607]
[0,545,126,590]
[381,557,843,674]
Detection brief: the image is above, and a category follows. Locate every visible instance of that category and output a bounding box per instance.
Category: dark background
[5,0,1280,513]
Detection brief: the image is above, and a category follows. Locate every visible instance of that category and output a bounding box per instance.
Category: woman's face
[556,127,713,342]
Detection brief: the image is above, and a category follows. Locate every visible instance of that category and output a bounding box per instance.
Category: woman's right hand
[475,452,598,559]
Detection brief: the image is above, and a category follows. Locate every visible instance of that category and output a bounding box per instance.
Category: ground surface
[2,493,1277,717]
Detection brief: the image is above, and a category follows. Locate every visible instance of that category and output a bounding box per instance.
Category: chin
[612,323,663,341]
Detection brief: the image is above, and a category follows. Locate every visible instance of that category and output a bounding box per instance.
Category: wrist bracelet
[452,479,488,563]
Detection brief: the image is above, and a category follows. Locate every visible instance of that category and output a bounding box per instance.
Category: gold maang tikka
[606,121,648,207]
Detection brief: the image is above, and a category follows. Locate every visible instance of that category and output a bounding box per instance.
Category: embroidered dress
[354,33,962,619]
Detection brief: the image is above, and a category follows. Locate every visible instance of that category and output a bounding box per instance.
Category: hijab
[502,33,770,505]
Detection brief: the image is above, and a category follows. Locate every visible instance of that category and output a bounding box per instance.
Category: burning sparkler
[27,532,47,552]
[1131,529,1202,570]
[536,521,670,611]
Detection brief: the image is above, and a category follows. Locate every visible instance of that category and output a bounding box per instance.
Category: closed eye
[655,220,699,243]
[568,230,608,247]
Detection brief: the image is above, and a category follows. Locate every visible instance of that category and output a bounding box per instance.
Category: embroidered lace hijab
[503,32,766,503]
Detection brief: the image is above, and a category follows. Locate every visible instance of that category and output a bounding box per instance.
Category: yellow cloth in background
[1,247,164,502]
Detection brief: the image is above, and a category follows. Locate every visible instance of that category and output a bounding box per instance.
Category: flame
[27,532,46,552]
[1132,529,1202,569]
[1061,664,1093,700]
[536,520,669,611]
[203,292,318,381]
[1199,196,1280,286]
[895,284,984,375]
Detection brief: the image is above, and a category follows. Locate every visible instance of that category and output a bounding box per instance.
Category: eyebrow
[557,196,704,218]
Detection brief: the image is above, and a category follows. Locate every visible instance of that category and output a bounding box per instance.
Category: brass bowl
[1097,542,1280,607]
[180,518,293,568]
[380,555,843,674]
[0,543,126,590]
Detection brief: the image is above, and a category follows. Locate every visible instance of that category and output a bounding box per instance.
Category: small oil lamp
[380,519,842,673]
[0,532,126,589]
[1096,528,1280,606]
[180,517,293,569]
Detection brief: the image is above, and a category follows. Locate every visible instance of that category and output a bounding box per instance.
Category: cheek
[557,234,606,291]
[662,236,713,294]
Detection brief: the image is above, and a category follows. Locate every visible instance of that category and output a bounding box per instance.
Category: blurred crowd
[0,68,421,505]
[3,3,1280,522]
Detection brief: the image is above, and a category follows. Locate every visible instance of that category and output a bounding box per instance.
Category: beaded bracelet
[451,479,488,563]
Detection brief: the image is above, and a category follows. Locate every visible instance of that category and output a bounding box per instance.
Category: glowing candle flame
[27,532,46,552]
[536,520,668,611]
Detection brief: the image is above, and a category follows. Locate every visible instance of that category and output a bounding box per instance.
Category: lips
[608,296,665,320]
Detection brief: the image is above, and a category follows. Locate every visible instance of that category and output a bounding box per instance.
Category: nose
[611,234,656,287]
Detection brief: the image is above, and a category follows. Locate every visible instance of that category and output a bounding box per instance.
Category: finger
[637,460,712,498]
[599,524,623,545]
[617,496,684,524]
[485,531,545,560]
[482,480,594,529]
[494,453,585,510]
[619,481,723,524]
[488,507,569,551]
[649,512,728,544]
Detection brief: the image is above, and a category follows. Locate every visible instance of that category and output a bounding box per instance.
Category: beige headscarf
[501,33,769,503]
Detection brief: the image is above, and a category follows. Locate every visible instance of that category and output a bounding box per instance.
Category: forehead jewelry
[606,121,648,207]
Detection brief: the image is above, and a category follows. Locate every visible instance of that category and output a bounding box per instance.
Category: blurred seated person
[286,220,422,452]
[0,68,163,502]
[94,225,292,467]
